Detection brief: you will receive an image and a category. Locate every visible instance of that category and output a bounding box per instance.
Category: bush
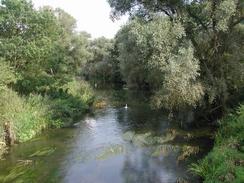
[0,61,16,89]
[190,105,244,183]
[0,78,94,160]
[0,89,52,143]
[50,96,88,126]
[0,79,94,144]
[49,79,95,126]
[63,79,94,105]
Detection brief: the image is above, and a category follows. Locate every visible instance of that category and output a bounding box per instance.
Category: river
[0,90,213,183]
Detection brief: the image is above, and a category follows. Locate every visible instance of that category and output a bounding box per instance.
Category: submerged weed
[29,147,56,158]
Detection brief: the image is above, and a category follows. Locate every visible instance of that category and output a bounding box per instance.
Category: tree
[0,0,62,94]
[83,37,115,85]
[0,0,92,94]
[116,17,203,107]
[109,0,244,119]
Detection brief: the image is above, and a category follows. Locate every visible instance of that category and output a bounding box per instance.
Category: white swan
[124,104,128,109]
[85,118,96,128]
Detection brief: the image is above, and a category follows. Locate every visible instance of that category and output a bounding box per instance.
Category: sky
[32,0,128,39]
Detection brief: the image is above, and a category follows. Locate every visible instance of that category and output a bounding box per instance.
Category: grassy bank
[190,105,244,183]
[0,80,94,158]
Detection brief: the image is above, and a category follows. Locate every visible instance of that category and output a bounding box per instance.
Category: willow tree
[83,37,115,84]
[109,0,244,120]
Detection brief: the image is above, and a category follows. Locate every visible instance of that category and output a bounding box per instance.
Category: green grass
[0,89,52,143]
[0,79,94,158]
[190,105,244,183]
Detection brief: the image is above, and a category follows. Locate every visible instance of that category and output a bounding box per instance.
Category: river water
[0,90,212,183]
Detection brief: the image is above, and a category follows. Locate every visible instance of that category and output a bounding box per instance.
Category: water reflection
[122,149,181,183]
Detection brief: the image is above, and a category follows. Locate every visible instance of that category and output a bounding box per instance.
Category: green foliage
[83,37,119,86]
[49,80,94,126]
[0,0,95,157]
[0,80,94,148]
[116,19,154,89]
[190,105,244,183]
[63,79,94,105]
[116,17,204,108]
[0,0,59,69]
[109,0,244,116]
[0,0,93,95]
[0,89,52,142]
[0,61,16,89]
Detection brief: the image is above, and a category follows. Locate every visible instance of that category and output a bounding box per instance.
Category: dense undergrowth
[0,79,94,158]
[49,80,94,127]
[190,105,244,183]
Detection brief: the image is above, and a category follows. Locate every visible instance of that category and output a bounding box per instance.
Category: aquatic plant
[122,130,204,162]
[177,146,200,162]
[1,161,33,183]
[151,145,179,157]
[29,147,56,158]
[96,144,125,160]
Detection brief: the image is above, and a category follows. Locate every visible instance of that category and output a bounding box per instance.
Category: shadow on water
[0,89,213,183]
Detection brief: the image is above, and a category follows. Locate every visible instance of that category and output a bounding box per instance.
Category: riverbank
[0,79,94,159]
[191,104,244,183]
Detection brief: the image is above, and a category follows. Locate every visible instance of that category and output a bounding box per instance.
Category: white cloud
[32,0,128,39]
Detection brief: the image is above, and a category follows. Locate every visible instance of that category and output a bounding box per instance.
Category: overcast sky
[32,0,128,39]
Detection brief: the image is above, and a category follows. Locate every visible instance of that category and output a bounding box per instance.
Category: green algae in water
[1,160,62,183]
[177,145,200,162]
[122,130,203,162]
[123,131,154,147]
[96,144,125,160]
[151,145,180,157]
[29,147,56,158]
[1,161,33,183]
[123,130,175,147]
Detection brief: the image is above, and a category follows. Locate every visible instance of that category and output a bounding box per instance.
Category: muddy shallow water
[0,90,213,183]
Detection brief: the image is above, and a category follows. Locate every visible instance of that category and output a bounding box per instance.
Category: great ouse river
[0,90,213,183]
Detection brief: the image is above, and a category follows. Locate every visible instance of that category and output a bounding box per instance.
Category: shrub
[63,79,94,105]
[0,89,52,143]
[0,78,94,159]
[49,80,94,126]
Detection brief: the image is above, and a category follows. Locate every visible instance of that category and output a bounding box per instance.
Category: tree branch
[186,6,209,31]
